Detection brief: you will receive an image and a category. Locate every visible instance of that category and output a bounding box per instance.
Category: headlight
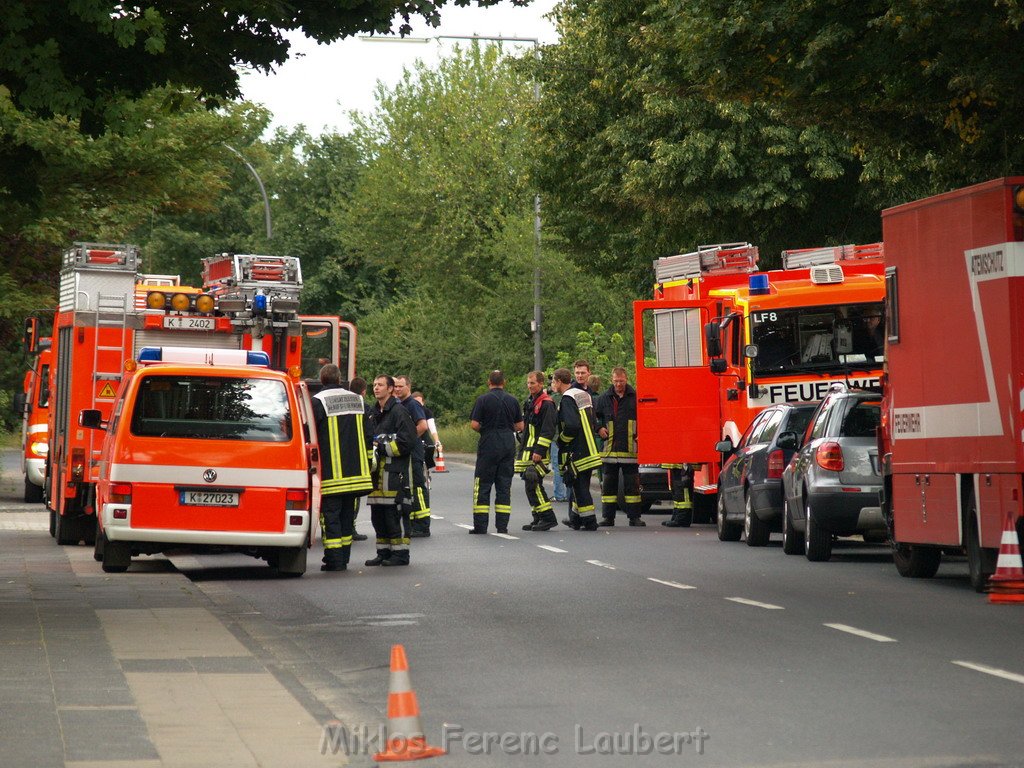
[30,440,49,457]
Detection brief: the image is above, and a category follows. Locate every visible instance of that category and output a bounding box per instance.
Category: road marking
[586,559,616,570]
[537,545,567,553]
[453,523,474,530]
[491,533,519,540]
[824,623,897,643]
[952,660,1024,685]
[430,514,444,519]
[725,597,784,610]
[647,578,696,590]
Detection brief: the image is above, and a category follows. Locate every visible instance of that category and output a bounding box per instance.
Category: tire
[101,535,131,573]
[275,546,307,577]
[55,511,79,546]
[964,495,996,593]
[24,478,43,504]
[716,493,742,542]
[93,529,105,562]
[743,490,770,547]
[782,497,803,555]
[892,542,941,578]
[48,508,56,538]
[804,500,832,562]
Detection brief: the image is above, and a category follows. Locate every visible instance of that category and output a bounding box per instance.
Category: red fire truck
[45,243,355,546]
[14,333,52,503]
[633,243,886,517]
[879,177,1024,591]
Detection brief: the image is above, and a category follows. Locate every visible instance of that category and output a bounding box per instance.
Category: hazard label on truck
[98,383,117,398]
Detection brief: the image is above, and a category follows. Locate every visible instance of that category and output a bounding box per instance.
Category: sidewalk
[0,505,372,768]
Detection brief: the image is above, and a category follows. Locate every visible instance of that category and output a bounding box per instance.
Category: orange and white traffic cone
[433,444,448,473]
[373,644,446,762]
[988,512,1024,604]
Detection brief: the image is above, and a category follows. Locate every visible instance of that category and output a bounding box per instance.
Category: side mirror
[23,317,39,354]
[79,409,106,430]
[704,321,722,358]
[710,358,727,374]
[777,430,799,451]
[715,437,734,454]
[12,391,27,415]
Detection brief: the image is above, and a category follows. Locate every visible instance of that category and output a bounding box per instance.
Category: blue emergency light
[748,274,770,295]
[136,347,271,366]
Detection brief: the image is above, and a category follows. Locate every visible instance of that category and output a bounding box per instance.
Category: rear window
[785,407,816,442]
[130,375,292,442]
[840,400,881,438]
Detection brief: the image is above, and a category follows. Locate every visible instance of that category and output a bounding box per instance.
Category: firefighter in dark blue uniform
[551,367,602,530]
[594,367,643,526]
[312,365,373,571]
[515,370,558,531]
[469,370,524,534]
[394,375,431,537]
[366,375,418,566]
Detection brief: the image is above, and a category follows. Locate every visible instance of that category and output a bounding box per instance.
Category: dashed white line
[430,514,444,519]
[647,578,696,590]
[453,523,474,530]
[537,545,567,554]
[824,623,897,643]
[586,560,616,570]
[952,660,1024,685]
[491,533,519,540]
[725,597,784,610]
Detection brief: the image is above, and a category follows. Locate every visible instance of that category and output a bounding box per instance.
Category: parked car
[638,464,672,513]
[781,388,884,561]
[715,403,818,545]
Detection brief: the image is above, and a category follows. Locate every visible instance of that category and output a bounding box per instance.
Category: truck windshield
[750,302,884,375]
[131,376,292,442]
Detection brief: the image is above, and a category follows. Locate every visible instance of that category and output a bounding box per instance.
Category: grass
[0,430,22,449]
[436,420,479,454]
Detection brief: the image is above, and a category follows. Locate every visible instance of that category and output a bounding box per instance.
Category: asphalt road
[4,453,1023,767]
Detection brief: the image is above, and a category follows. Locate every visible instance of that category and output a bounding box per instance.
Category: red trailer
[880,177,1024,591]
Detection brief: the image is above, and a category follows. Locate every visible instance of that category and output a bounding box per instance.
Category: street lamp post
[361,33,544,371]
[224,144,273,240]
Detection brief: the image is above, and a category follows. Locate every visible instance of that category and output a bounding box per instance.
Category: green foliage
[549,322,633,389]
[435,420,479,454]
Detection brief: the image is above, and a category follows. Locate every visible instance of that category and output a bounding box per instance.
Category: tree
[672,0,1024,201]
[533,0,880,286]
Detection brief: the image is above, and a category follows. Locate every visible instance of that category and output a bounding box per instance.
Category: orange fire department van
[880,177,1024,591]
[633,243,886,515]
[81,346,315,576]
[14,334,51,503]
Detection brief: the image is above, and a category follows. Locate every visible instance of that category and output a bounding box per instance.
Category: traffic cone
[988,512,1024,604]
[433,444,448,473]
[373,644,446,762]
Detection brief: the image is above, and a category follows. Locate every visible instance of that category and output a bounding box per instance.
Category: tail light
[815,442,844,472]
[286,489,308,510]
[71,447,86,480]
[111,483,132,503]
[766,449,785,479]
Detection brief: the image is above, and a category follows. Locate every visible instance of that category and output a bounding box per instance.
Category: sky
[239,0,559,136]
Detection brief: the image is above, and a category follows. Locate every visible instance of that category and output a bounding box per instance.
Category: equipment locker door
[633,300,723,465]
[299,316,357,382]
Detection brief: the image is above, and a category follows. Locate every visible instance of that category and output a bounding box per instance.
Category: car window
[840,399,881,438]
[737,411,771,449]
[758,409,786,444]
[785,407,816,444]
[808,396,835,440]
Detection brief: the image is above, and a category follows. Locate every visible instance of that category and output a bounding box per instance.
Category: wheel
[275,545,307,577]
[964,496,996,593]
[83,516,96,547]
[101,534,131,573]
[782,497,803,555]
[892,542,941,578]
[716,493,742,542]
[55,511,78,545]
[93,529,105,562]
[743,490,770,547]
[48,508,56,538]
[24,478,43,504]
[804,500,832,561]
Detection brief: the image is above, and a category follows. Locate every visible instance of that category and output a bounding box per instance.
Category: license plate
[163,316,215,331]
[180,490,239,507]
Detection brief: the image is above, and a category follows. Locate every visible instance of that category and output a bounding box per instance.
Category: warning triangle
[98,383,117,398]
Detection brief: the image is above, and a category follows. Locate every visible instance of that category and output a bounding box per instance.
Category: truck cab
[82,346,316,576]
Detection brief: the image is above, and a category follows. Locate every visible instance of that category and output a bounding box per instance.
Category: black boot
[381,550,410,566]
[598,516,615,527]
[365,548,390,566]
[495,511,510,534]
[532,511,557,531]
[523,513,540,531]
[628,518,646,527]
[581,516,599,531]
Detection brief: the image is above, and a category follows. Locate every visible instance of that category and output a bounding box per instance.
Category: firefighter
[312,365,373,571]
[366,375,418,566]
[394,375,432,538]
[594,367,643,526]
[551,367,602,531]
[469,370,524,534]
[515,370,558,531]
[661,464,695,527]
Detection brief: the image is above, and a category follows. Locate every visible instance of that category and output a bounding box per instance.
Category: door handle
[638,397,658,403]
